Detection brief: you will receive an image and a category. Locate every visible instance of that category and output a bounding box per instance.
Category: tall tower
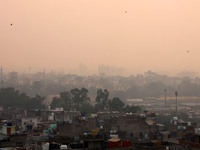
[175,91,178,116]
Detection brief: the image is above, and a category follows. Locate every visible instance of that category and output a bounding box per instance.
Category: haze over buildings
[1,0,200,75]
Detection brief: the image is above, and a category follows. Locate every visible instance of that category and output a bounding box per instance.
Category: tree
[79,103,95,115]
[96,89,109,111]
[51,88,91,112]
[108,97,125,111]
[71,88,90,110]
[50,97,64,109]
[0,87,44,109]
[60,91,72,111]
[25,95,45,109]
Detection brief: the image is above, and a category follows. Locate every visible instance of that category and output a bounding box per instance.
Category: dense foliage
[0,87,45,109]
[50,88,93,114]
[0,87,141,114]
[50,87,141,115]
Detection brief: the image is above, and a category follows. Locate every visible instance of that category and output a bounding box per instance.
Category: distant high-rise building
[23,77,31,86]
[78,64,88,76]
[98,65,124,76]
[98,65,110,76]
[9,71,18,86]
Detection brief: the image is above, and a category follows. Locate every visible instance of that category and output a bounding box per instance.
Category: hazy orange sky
[1,0,200,75]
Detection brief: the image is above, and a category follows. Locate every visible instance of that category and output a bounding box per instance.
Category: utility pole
[175,91,178,117]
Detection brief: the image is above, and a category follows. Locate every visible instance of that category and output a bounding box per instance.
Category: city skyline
[0,64,199,78]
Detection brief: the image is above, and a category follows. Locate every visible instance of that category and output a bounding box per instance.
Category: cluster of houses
[0,107,200,149]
